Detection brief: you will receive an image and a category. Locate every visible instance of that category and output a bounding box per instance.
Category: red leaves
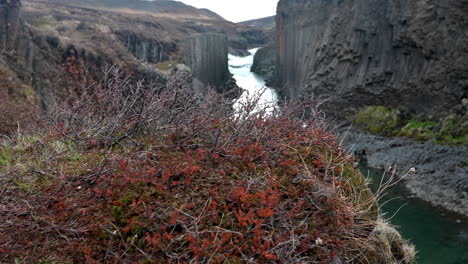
[257,208,275,218]
[280,159,297,167]
[182,164,202,176]
[148,167,156,175]
[169,211,180,225]
[1,105,360,264]
[145,233,162,248]
[118,159,129,170]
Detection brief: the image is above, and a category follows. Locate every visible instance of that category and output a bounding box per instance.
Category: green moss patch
[353,106,401,136]
[155,60,177,71]
[352,106,467,145]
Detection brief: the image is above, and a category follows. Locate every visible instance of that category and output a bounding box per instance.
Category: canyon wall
[251,43,276,84]
[0,0,54,107]
[0,0,21,51]
[184,33,230,93]
[276,0,468,117]
[116,31,176,64]
[0,0,185,108]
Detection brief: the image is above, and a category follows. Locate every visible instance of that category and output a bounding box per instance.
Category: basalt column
[0,0,21,51]
[275,0,468,117]
[184,33,230,93]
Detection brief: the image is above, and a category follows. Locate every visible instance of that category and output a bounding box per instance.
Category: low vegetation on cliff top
[352,105,468,145]
[0,69,414,263]
[0,66,40,135]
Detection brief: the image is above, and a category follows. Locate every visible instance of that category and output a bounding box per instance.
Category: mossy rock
[353,106,401,136]
[352,106,467,146]
[397,119,438,141]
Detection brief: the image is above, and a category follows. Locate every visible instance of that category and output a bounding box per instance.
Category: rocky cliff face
[251,43,276,84]
[184,33,231,93]
[0,0,55,108]
[116,31,176,63]
[0,0,250,111]
[0,0,21,51]
[276,0,468,118]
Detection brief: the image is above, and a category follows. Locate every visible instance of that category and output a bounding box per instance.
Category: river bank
[362,165,468,264]
[340,128,468,217]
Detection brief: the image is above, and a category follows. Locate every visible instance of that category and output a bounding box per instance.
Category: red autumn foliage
[0,69,377,263]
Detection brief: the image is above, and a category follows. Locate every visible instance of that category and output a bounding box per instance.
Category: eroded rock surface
[184,33,231,93]
[276,0,468,118]
[251,43,276,84]
[0,0,21,50]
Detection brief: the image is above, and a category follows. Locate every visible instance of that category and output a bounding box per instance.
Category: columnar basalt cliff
[184,33,231,93]
[116,31,176,63]
[0,0,54,107]
[276,0,468,118]
[0,0,21,51]
[272,0,468,217]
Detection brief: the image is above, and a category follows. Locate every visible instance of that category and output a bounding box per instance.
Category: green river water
[361,165,468,264]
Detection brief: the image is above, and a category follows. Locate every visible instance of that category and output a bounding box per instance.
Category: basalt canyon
[1,0,467,263]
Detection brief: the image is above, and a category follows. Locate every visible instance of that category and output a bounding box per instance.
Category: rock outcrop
[251,43,276,84]
[0,0,21,51]
[184,33,231,93]
[275,0,468,118]
[240,28,270,47]
[116,31,176,63]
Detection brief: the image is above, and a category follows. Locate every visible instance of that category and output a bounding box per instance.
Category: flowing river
[362,165,468,264]
[228,48,468,264]
[229,48,278,114]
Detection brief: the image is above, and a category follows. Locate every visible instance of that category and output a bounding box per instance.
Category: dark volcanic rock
[340,128,468,216]
[183,33,230,93]
[251,43,276,84]
[275,0,468,118]
[115,31,176,63]
[0,0,21,50]
[240,28,270,46]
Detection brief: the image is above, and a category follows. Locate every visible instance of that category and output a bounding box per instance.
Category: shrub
[0,70,412,263]
[435,117,468,145]
[353,106,401,136]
